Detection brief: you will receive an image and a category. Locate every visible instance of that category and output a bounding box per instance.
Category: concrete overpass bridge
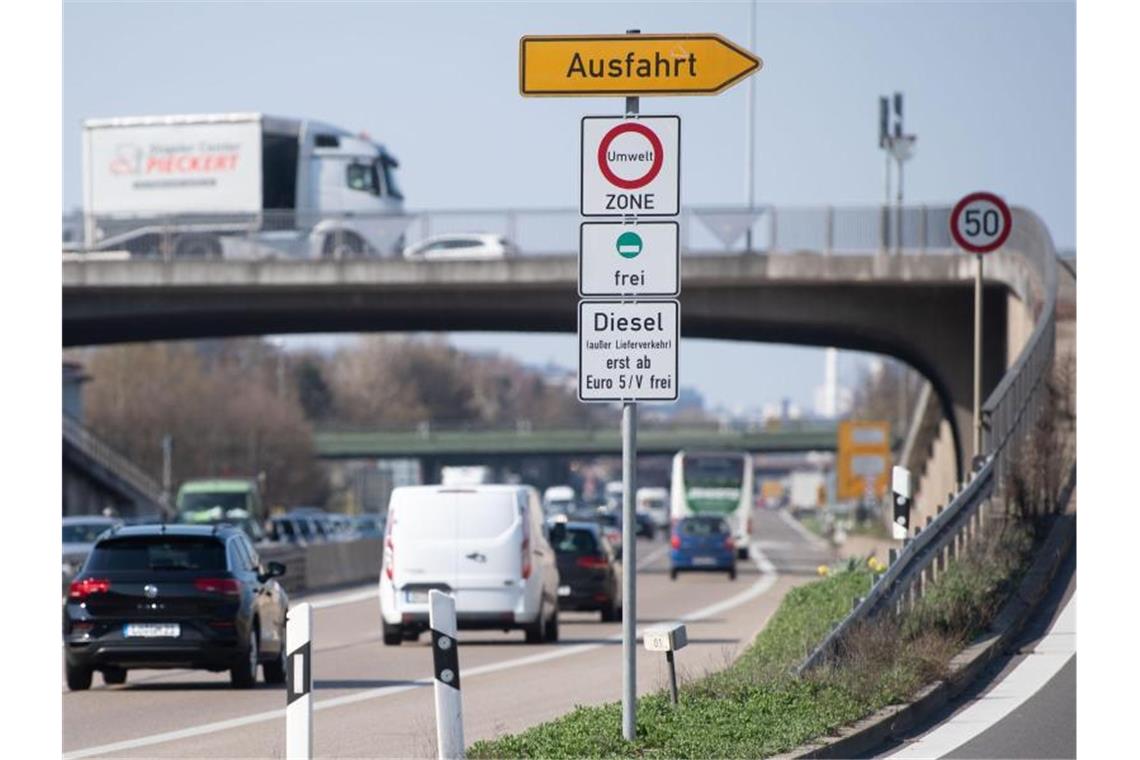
[62,204,1058,482]
[314,422,852,460]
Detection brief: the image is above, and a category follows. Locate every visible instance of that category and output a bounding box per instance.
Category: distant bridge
[312,423,859,460]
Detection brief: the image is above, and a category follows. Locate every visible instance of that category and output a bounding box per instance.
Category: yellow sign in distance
[519,33,762,96]
[836,420,893,501]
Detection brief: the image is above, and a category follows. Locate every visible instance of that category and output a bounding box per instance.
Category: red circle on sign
[949,192,1012,254]
[596,122,665,190]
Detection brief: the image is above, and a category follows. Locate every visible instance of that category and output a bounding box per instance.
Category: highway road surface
[875,541,1076,760]
[63,508,832,758]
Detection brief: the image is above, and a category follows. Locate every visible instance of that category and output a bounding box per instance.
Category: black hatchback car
[549,521,622,621]
[63,524,289,691]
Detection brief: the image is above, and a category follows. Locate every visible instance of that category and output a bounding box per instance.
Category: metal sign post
[521,26,760,745]
[949,192,1012,458]
[973,252,984,455]
[621,62,639,745]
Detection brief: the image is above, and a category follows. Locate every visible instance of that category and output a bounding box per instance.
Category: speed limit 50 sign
[950,192,1012,254]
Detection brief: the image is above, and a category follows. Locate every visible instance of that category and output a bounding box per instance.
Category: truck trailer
[81,112,407,259]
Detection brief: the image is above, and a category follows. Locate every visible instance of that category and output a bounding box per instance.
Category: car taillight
[384,537,395,580]
[724,536,736,550]
[194,578,242,596]
[68,578,110,600]
[521,537,532,579]
[670,535,681,549]
[576,555,608,569]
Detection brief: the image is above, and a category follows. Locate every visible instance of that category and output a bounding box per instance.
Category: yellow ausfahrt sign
[836,420,893,501]
[519,34,762,96]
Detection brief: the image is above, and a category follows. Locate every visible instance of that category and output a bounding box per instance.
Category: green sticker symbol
[616,231,643,259]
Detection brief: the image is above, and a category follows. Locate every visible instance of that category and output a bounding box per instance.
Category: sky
[62,1,1075,413]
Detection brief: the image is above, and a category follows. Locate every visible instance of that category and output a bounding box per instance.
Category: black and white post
[430,590,465,760]
[286,602,313,760]
[891,465,913,541]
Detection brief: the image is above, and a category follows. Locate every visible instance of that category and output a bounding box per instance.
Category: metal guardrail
[797,206,1058,674]
[62,415,169,514]
[62,204,962,259]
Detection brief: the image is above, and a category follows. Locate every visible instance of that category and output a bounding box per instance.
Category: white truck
[440,466,494,487]
[79,112,407,259]
[788,470,827,512]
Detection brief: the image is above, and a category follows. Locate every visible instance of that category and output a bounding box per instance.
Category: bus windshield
[683,456,744,513]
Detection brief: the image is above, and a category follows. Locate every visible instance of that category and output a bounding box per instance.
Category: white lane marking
[64,543,778,760]
[307,587,376,610]
[635,542,670,570]
[885,593,1076,759]
[776,508,830,550]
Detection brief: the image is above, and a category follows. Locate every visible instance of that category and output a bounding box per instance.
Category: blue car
[669,516,737,580]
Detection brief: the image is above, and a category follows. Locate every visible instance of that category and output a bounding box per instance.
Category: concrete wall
[260,538,382,595]
[913,419,958,524]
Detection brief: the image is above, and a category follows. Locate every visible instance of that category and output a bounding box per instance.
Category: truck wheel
[175,234,222,259]
[382,621,403,646]
[66,663,92,691]
[322,231,365,259]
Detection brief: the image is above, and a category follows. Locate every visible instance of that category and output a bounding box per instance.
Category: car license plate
[123,623,180,638]
[405,590,429,603]
[692,557,717,567]
[557,585,571,597]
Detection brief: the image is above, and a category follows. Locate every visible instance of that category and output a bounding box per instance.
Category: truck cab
[174,478,266,543]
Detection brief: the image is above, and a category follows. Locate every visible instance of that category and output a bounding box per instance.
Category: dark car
[549,522,622,621]
[567,509,622,554]
[669,515,737,580]
[634,511,656,540]
[573,507,655,541]
[63,524,289,691]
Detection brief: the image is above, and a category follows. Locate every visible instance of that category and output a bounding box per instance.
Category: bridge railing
[797,206,1058,674]
[62,414,169,514]
[63,205,964,259]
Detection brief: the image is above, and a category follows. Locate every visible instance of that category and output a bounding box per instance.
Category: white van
[542,485,577,518]
[379,485,560,645]
[636,487,671,530]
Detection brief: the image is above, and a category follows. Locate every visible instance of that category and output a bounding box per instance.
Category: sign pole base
[621,400,638,742]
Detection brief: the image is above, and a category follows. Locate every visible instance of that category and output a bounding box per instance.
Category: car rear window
[86,536,227,572]
[553,528,599,555]
[680,517,729,536]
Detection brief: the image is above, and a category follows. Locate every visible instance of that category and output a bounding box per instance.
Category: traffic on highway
[50,2,1081,759]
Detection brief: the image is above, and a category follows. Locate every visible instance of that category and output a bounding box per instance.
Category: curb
[777,505,1075,760]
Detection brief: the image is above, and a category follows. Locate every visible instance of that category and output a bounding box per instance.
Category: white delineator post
[286,603,313,760]
[430,590,465,760]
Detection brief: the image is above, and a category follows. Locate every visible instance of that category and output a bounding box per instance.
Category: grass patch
[469,567,876,759]
[470,521,1037,759]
